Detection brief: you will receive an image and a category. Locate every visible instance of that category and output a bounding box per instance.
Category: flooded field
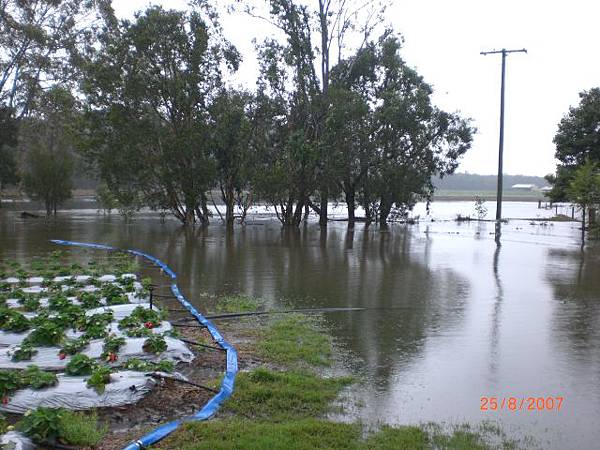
[1,201,598,449]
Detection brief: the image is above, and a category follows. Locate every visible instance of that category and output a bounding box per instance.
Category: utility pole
[481,48,527,244]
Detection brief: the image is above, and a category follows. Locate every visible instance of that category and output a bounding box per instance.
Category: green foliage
[78,312,113,339]
[79,5,239,225]
[214,295,264,313]
[101,284,129,305]
[17,407,64,442]
[57,410,108,446]
[0,369,22,397]
[86,366,112,394]
[225,368,353,421]
[21,365,58,389]
[102,334,126,360]
[550,88,600,201]
[59,337,90,356]
[258,314,333,366]
[65,354,96,376]
[21,87,76,216]
[24,322,64,347]
[567,161,600,208]
[118,306,162,329]
[122,359,174,373]
[18,295,41,312]
[0,308,31,332]
[142,334,167,354]
[11,343,38,362]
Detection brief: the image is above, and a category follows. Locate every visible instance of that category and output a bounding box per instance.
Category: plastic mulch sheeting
[0,431,35,450]
[0,371,156,414]
[0,336,193,370]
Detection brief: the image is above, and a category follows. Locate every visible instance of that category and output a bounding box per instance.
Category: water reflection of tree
[152,222,471,391]
[546,247,600,358]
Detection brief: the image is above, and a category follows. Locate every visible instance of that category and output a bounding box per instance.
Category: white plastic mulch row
[1,274,196,415]
[2,274,137,285]
[0,320,173,347]
[0,370,156,414]
[0,336,193,370]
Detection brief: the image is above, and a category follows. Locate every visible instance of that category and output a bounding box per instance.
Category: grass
[58,410,108,446]
[258,314,333,366]
[156,418,522,450]
[223,368,353,420]
[213,294,265,313]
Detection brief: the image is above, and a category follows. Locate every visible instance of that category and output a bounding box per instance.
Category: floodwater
[1,201,599,449]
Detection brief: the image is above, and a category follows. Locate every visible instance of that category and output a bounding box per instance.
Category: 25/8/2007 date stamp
[481,396,564,412]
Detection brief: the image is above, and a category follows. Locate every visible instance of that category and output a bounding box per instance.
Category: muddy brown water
[1,202,598,449]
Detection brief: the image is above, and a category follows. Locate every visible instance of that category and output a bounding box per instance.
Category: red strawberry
[58,352,66,360]
[2,396,8,405]
[144,321,154,329]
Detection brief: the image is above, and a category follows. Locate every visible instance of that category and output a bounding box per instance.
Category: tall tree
[79,5,240,226]
[210,89,254,229]
[0,105,19,206]
[548,88,600,201]
[0,0,115,118]
[240,0,388,226]
[567,160,600,245]
[21,87,76,216]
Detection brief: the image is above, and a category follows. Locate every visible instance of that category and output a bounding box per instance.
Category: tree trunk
[225,185,235,230]
[345,187,356,227]
[582,205,586,247]
[319,188,328,227]
[379,197,392,228]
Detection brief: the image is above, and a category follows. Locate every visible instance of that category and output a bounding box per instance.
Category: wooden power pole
[481,48,527,244]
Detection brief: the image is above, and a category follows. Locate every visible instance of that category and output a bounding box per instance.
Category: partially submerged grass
[157,418,523,450]
[224,368,353,420]
[258,314,333,366]
[213,294,265,313]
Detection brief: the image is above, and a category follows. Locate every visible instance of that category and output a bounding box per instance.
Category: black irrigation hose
[180,338,226,352]
[149,373,219,394]
[194,307,367,321]
[172,323,208,328]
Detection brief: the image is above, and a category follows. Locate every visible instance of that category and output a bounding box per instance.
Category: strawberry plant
[142,335,167,354]
[0,309,31,332]
[19,295,41,311]
[11,343,38,362]
[48,294,71,311]
[0,369,21,398]
[101,334,125,361]
[17,407,64,442]
[86,366,112,394]
[22,365,58,389]
[78,292,101,309]
[59,337,90,356]
[65,354,96,376]
[123,359,174,373]
[24,322,64,346]
[118,306,162,330]
[125,326,153,338]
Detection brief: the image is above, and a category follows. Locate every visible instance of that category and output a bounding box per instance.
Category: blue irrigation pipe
[50,240,238,449]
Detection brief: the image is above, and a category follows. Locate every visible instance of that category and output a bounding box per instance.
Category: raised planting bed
[0,250,204,448]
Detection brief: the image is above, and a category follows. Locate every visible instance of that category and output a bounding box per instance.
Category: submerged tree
[79,5,240,226]
[21,87,76,216]
[547,88,600,201]
[239,0,389,227]
[567,161,600,245]
[210,89,254,229]
[0,105,19,206]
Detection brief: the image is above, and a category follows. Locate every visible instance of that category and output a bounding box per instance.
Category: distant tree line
[433,173,548,192]
[0,0,474,228]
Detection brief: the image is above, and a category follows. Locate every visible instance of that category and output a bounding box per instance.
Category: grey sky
[113,0,600,177]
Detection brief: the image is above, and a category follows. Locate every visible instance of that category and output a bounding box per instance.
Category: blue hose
[50,240,238,449]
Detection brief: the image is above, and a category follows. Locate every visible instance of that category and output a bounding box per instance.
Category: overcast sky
[113,0,600,177]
